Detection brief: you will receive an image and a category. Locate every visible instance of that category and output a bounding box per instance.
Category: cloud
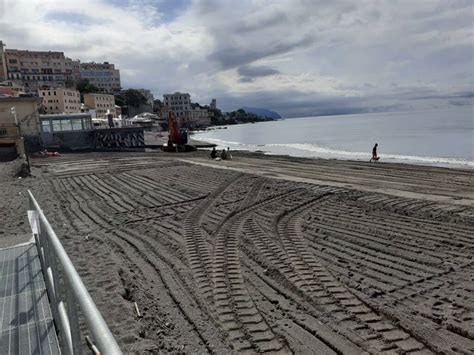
[237,65,280,83]
[0,0,472,117]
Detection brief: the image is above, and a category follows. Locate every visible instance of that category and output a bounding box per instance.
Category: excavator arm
[168,111,180,144]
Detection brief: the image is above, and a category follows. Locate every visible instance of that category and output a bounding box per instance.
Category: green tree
[114,94,125,107]
[76,79,99,101]
[124,89,147,107]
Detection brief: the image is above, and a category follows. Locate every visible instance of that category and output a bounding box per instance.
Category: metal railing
[28,190,122,355]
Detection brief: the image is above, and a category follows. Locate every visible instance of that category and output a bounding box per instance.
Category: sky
[0,0,473,117]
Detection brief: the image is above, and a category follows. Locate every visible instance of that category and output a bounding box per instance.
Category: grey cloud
[210,35,314,70]
[406,91,474,101]
[236,12,288,33]
[238,65,280,77]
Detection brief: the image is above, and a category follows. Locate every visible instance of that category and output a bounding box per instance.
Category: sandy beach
[1,151,473,353]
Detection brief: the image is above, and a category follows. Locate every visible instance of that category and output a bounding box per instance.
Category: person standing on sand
[221,149,227,160]
[370,143,379,162]
[210,147,217,159]
[226,147,232,160]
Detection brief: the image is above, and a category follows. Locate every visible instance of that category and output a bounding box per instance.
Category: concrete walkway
[0,243,60,354]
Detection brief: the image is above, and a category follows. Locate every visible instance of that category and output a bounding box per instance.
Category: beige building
[84,93,116,118]
[0,96,42,136]
[190,107,211,126]
[1,45,79,93]
[80,62,121,94]
[163,92,192,126]
[39,88,81,114]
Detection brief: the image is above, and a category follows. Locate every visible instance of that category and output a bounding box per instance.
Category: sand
[0,151,473,354]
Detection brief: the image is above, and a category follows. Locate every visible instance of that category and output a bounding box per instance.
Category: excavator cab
[162,111,195,152]
[178,128,188,145]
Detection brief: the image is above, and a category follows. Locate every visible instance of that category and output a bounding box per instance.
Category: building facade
[190,106,211,126]
[0,96,42,136]
[163,92,192,126]
[39,88,81,114]
[2,47,79,93]
[84,93,116,118]
[0,41,7,82]
[80,62,121,94]
[210,98,217,110]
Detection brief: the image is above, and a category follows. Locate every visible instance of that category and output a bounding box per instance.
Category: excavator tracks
[30,155,474,354]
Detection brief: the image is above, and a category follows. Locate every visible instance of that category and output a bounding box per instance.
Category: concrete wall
[41,130,92,151]
[92,127,144,151]
[0,99,40,135]
[41,127,144,152]
[0,144,17,161]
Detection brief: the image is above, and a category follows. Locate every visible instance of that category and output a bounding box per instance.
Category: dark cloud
[238,65,280,77]
[407,91,474,101]
[210,35,314,70]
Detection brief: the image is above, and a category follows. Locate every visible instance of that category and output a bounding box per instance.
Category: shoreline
[193,136,474,170]
[196,145,474,172]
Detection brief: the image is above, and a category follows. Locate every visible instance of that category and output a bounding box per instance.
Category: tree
[76,79,99,101]
[124,89,147,108]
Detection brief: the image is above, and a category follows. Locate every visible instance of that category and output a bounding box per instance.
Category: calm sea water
[193,107,474,169]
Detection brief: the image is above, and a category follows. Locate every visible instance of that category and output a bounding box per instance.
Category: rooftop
[39,113,92,120]
[0,96,42,103]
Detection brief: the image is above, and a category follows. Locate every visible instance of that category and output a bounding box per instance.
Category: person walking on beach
[226,147,232,160]
[370,143,380,162]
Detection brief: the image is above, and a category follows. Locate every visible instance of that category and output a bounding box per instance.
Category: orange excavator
[162,111,195,152]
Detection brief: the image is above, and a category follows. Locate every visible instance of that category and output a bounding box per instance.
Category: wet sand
[1,151,473,353]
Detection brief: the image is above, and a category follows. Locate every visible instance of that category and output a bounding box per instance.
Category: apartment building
[80,62,121,94]
[83,93,116,118]
[190,106,212,126]
[39,88,81,114]
[1,45,79,93]
[163,92,192,126]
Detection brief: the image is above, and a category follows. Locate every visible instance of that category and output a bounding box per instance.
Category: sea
[192,106,474,169]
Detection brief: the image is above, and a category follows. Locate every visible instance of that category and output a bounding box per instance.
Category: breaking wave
[193,137,474,169]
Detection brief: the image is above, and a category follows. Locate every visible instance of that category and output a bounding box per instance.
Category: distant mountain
[240,107,282,119]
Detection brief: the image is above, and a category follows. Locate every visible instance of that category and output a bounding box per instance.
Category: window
[52,120,61,131]
[8,59,17,64]
[60,119,71,130]
[71,119,82,130]
[41,121,51,132]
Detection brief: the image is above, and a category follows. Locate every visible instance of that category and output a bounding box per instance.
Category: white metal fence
[28,190,122,355]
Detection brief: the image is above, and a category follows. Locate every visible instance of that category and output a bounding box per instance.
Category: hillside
[240,107,282,119]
